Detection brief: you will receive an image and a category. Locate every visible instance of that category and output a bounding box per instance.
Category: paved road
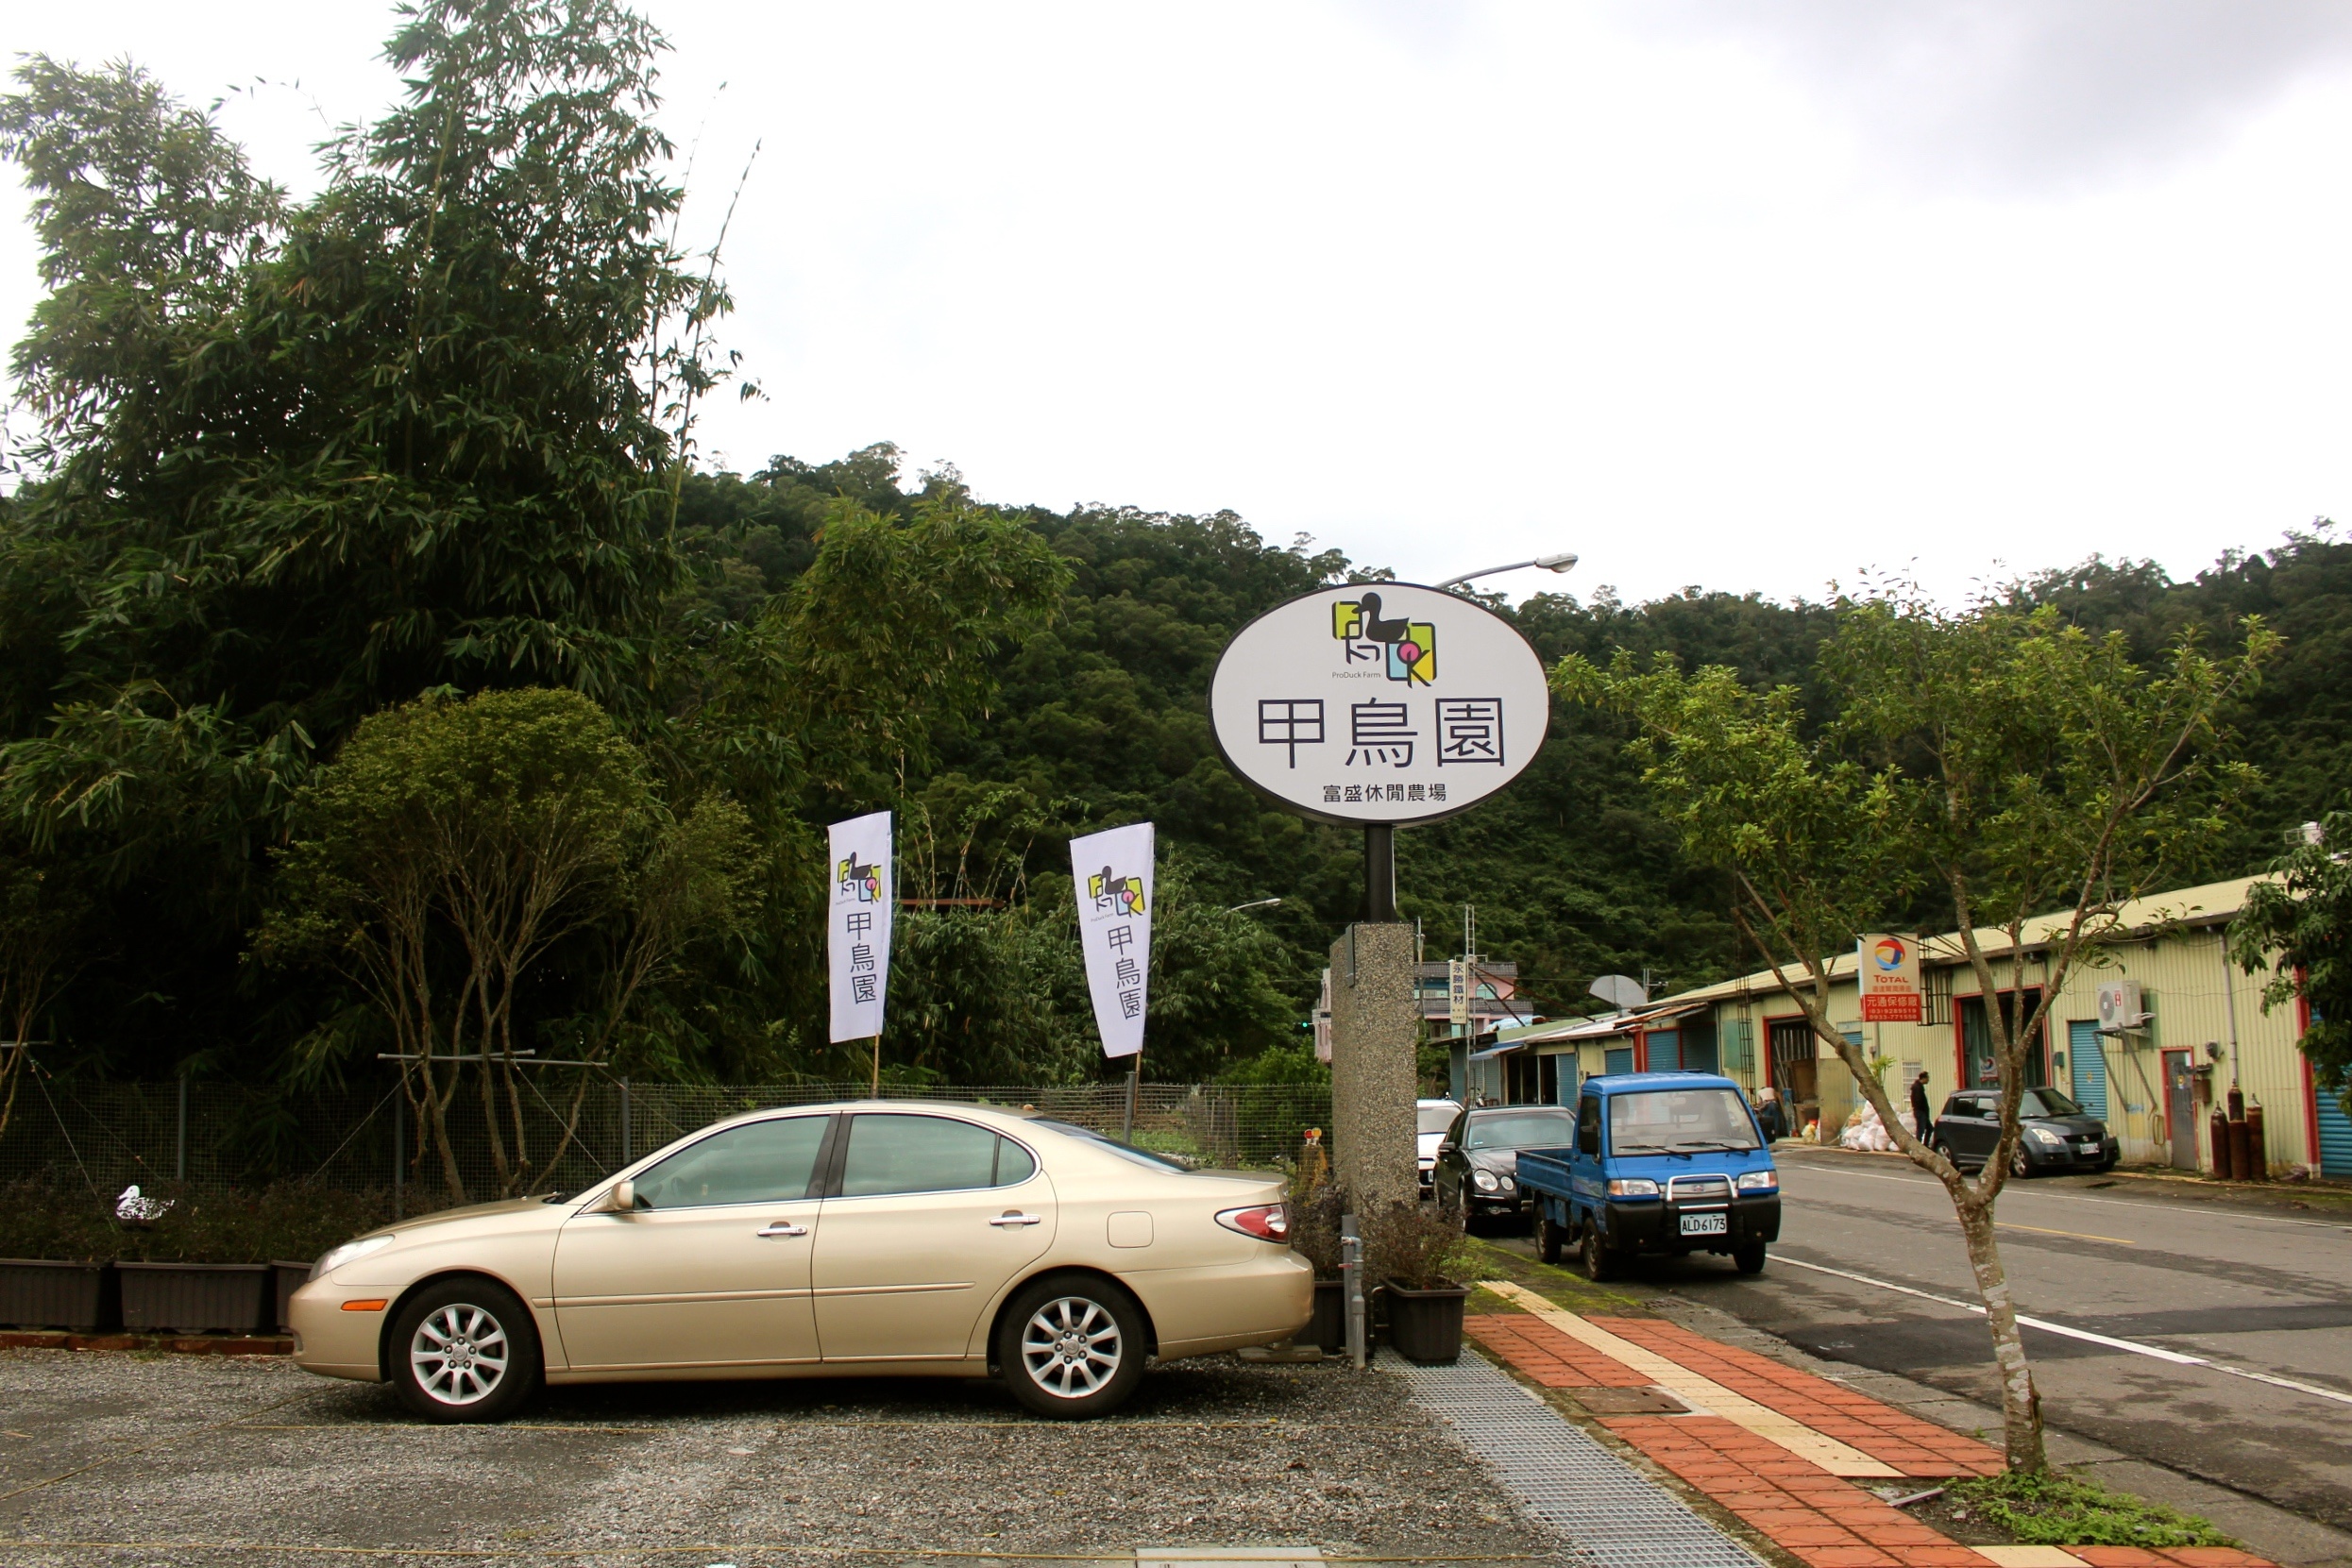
[1565,1152,2352,1532]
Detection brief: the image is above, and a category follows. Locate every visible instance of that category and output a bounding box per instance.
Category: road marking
[1480,1279,1902,1477]
[1996,1222,2135,1245]
[1771,1255,2352,1409]
[1778,1158,2352,1232]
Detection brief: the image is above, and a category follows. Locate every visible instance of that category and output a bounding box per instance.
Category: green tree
[257,688,753,1200]
[2231,811,2352,1110]
[1558,593,2275,1472]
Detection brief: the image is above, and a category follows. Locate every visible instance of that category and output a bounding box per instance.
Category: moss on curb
[1947,1471,2235,1549]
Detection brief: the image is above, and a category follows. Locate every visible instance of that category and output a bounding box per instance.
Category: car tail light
[1216,1203,1291,1241]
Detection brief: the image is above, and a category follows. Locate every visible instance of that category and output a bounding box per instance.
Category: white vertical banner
[1072,822,1155,1060]
[828,811,893,1043]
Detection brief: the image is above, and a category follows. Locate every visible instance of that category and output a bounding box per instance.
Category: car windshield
[1608,1087,1761,1153]
[1463,1109,1575,1151]
[1029,1120,1193,1171]
[1418,1103,1463,1136]
[2021,1088,2084,1119]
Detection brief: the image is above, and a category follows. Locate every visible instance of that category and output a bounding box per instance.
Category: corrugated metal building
[1479,875,2349,1180]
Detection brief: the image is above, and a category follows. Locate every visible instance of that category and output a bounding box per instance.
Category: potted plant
[1366,1200,1469,1364]
[1288,1179,1348,1353]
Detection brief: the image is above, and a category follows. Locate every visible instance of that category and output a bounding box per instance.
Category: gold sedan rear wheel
[997,1273,1147,1420]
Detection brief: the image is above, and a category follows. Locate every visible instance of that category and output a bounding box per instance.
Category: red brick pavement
[1462,1313,1653,1388]
[1463,1308,2279,1567]
[1591,1314,2005,1477]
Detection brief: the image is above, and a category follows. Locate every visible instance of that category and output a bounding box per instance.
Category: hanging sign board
[1072,821,1155,1060]
[1857,933,1921,1023]
[1448,958,1471,1026]
[1209,583,1550,825]
[828,811,894,1042]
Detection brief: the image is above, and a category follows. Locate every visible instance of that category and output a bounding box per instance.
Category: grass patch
[1454,1236,1645,1315]
[1947,1471,2235,1549]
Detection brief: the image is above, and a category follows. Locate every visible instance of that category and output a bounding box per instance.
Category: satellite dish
[1589,974,1647,1012]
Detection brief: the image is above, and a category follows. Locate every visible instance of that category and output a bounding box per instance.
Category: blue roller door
[2068,1020,2108,1121]
[1604,1047,1633,1074]
[2319,1073,2352,1178]
[1647,1030,1681,1071]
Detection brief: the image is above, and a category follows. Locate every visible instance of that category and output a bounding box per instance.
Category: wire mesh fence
[0,1073,1334,1206]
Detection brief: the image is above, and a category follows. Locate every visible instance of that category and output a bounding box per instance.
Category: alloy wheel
[409,1302,511,1408]
[1018,1295,1124,1400]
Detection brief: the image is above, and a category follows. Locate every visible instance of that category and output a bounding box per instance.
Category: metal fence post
[175,1075,187,1182]
[1340,1212,1366,1370]
[392,1087,404,1220]
[619,1076,631,1165]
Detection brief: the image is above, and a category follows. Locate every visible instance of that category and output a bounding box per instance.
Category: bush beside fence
[0,1077,1334,1207]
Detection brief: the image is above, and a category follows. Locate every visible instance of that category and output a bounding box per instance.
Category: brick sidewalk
[1468,1280,2278,1568]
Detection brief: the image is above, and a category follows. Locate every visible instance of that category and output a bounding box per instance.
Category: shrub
[0,1179,421,1264]
[1363,1199,1465,1290]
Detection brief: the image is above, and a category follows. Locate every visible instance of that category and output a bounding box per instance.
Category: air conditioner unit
[2095,980,2149,1033]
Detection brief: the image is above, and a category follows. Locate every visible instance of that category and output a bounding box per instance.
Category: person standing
[1909,1071,1935,1144]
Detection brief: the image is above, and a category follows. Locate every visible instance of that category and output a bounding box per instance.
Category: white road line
[1779,1158,2352,1233]
[1772,1254,2352,1410]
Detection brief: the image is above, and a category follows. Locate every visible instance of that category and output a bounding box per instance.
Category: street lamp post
[1433,551,1579,592]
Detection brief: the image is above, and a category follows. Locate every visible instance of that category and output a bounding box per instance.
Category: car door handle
[757,1221,808,1239]
[990,1211,1042,1227]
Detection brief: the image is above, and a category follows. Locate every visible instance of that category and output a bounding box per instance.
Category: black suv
[1930,1087,2116,1176]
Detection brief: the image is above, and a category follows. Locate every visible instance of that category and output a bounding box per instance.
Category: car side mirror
[1437,1140,1457,1155]
[601,1177,637,1213]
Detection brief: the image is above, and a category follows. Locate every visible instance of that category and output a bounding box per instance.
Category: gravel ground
[0,1348,1572,1566]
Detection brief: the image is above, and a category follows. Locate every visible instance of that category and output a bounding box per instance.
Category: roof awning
[1504,999,1710,1046]
[1466,1041,1523,1061]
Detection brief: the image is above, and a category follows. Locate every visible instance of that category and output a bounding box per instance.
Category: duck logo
[837,852,883,903]
[1088,866,1147,918]
[1332,591,1437,685]
[1871,936,1906,971]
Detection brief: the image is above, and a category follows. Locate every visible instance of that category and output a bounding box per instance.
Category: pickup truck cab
[1514,1071,1779,1282]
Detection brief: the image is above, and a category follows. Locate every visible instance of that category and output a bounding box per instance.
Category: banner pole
[871,1035,881,1099]
[1122,1060,1139,1142]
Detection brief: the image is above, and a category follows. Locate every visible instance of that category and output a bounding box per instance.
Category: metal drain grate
[1393,1357,1765,1568]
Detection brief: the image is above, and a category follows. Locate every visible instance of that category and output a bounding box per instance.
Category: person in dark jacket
[1909,1071,1935,1145]
[1755,1087,1787,1142]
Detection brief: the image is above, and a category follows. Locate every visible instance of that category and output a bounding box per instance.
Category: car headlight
[311,1235,394,1281]
[1735,1171,1777,1192]
[1473,1169,1499,1191]
[1498,1174,1515,1190]
[1605,1178,1660,1198]
[2027,1126,2065,1149]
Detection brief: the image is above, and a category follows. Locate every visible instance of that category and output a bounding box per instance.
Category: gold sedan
[290,1102,1312,1422]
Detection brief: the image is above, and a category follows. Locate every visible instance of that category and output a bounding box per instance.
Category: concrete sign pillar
[1328,921,1420,1212]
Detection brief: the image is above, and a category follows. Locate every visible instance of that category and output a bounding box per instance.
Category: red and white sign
[1857,934,1922,1023]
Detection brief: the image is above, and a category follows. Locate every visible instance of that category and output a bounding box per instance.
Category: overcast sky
[5,1,2349,606]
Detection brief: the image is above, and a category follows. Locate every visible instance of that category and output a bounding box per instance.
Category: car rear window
[1463,1109,1575,1151]
[1607,1088,1760,1154]
[1418,1103,1463,1136]
[839,1114,1034,1197]
[1027,1120,1193,1172]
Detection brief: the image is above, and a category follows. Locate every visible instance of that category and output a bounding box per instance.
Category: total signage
[1208,583,1550,826]
[1857,933,1921,1024]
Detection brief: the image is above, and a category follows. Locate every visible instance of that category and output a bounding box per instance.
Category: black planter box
[270,1261,312,1334]
[0,1259,116,1331]
[1380,1277,1467,1365]
[1304,1278,1346,1352]
[117,1263,272,1335]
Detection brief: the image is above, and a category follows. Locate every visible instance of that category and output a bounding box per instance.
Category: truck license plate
[1679,1212,1727,1236]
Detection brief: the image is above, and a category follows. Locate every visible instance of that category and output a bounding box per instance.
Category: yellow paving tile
[1971,1548,2090,1567]
[1478,1280,1902,1479]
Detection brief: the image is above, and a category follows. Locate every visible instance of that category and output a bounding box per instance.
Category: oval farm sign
[1210,583,1551,827]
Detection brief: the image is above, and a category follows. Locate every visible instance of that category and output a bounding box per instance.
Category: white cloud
[2,1,2346,609]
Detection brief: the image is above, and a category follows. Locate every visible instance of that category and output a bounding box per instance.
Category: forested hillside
[0,1,2342,1097]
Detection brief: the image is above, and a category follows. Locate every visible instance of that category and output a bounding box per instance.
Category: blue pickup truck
[1514,1071,1781,1282]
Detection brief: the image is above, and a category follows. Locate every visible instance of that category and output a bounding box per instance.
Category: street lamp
[1227,898,1282,913]
[1432,551,1579,592]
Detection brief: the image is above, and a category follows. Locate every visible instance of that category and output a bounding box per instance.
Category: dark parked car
[1930,1087,2116,1176]
[1433,1104,1576,1231]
